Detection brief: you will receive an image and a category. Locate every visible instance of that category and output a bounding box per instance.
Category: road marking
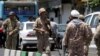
[16,50,21,56]
[28,52,34,56]
[35,52,41,56]
[4,49,10,56]
[0,49,4,56]
[10,50,16,56]
[21,51,28,56]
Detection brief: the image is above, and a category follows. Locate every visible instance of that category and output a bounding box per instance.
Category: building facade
[5,0,88,24]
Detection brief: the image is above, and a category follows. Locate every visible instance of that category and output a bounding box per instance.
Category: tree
[89,0,100,8]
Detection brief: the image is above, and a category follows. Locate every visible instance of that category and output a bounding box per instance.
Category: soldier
[79,14,93,56]
[34,8,51,56]
[3,11,19,50]
[63,10,93,56]
[50,18,58,48]
[0,18,3,47]
[94,15,100,56]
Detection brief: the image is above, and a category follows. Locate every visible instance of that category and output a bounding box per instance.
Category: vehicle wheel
[51,44,55,51]
[21,44,27,51]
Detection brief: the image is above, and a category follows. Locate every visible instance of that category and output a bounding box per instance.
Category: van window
[57,25,66,32]
[26,23,34,30]
[85,15,92,24]
[90,14,99,28]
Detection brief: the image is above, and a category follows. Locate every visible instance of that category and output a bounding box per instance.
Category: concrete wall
[49,11,58,23]
[61,4,72,24]
[49,4,72,24]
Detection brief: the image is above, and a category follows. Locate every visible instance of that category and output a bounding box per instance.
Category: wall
[61,4,72,24]
[49,4,72,24]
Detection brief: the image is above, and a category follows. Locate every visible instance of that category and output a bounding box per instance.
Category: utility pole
[85,0,90,15]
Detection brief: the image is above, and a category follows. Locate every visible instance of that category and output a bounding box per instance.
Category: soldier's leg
[94,38,100,56]
[68,50,75,56]
[6,36,12,49]
[37,36,44,54]
[77,50,84,56]
[44,35,51,56]
[12,36,17,50]
[0,32,3,47]
[84,45,89,56]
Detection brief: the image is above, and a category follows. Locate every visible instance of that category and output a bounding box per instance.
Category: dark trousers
[0,32,4,47]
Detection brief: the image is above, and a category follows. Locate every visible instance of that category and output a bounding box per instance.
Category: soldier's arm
[34,18,38,30]
[12,21,19,33]
[63,24,72,47]
[33,18,41,31]
[94,25,100,39]
[47,20,51,31]
[84,24,93,45]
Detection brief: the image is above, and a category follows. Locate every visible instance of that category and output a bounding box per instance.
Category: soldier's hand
[9,31,13,36]
[40,29,45,32]
[84,45,88,54]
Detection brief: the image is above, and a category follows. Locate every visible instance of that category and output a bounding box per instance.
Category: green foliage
[89,0,100,8]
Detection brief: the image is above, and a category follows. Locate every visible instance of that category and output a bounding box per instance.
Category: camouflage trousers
[68,46,84,56]
[95,38,100,56]
[6,35,17,50]
[37,34,51,56]
[84,45,89,56]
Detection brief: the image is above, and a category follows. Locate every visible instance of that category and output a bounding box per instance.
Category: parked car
[85,12,100,55]
[85,12,100,34]
[19,21,55,50]
[56,24,66,48]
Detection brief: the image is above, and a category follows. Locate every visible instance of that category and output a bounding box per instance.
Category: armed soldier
[34,8,51,56]
[79,14,93,56]
[63,10,93,56]
[3,11,19,50]
[94,15,100,56]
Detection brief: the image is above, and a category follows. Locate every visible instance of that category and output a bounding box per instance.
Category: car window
[90,14,99,28]
[26,23,34,30]
[20,23,24,30]
[58,25,66,32]
[85,15,92,24]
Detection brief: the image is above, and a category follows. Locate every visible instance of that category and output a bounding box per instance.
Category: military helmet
[39,8,46,15]
[79,14,84,20]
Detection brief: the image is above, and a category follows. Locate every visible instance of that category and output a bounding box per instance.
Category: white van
[85,12,100,56]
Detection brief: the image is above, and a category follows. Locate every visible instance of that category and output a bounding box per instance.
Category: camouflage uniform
[34,17,51,56]
[63,19,93,56]
[84,24,93,56]
[3,17,19,50]
[94,24,100,56]
[79,14,93,56]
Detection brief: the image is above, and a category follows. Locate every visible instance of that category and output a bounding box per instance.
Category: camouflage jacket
[34,17,51,35]
[3,17,19,35]
[63,19,93,49]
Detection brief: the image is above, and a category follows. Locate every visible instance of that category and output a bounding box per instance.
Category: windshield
[26,23,34,30]
[20,23,24,30]
[90,14,99,28]
[58,25,66,32]
[85,15,92,24]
